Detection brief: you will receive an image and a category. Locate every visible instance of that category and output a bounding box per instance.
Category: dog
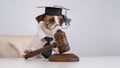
[24,14,66,58]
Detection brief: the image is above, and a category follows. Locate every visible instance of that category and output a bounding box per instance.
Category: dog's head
[36,14,66,30]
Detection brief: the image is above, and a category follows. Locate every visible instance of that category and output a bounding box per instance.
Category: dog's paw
[24,49,32,54]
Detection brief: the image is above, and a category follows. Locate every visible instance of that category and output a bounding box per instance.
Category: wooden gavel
[24,30,70,59]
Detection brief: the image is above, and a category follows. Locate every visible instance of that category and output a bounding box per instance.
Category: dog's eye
[49,18,55,24]
[59,19,64,25]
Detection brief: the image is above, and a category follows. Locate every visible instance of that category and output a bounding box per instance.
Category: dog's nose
[57,30,62,32]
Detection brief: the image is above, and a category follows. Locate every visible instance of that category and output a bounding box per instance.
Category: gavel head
[54,30,70,53]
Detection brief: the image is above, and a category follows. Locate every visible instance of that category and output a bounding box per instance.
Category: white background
[0,0,120,56]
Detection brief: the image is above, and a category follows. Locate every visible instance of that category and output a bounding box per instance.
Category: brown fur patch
[36,14,66,30]
[36,14,46,23]
[43,15,64,30]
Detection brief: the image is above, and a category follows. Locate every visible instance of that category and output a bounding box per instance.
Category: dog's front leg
[24,36,47,58]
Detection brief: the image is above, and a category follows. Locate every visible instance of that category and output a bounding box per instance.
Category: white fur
[26,16,63,57]
[54,16,59,25]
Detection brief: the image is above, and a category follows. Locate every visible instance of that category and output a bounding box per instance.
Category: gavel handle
[24,42,57,59]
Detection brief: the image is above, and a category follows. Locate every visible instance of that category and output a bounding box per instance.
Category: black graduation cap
[37,5,69,15]
[45,7,62,15]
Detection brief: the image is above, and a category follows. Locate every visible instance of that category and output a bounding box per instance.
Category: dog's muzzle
[50,16,62,35]
[51,24,60,30]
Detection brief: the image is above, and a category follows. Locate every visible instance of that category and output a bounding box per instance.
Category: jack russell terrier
[24,7,70,58]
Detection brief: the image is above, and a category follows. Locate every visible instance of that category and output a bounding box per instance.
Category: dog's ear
[36,14,46,23]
